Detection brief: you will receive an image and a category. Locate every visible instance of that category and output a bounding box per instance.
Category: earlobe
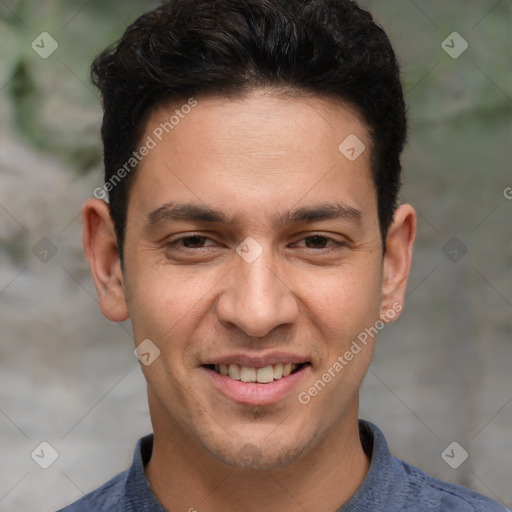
[380,204,416,322]
[82,198,130,322]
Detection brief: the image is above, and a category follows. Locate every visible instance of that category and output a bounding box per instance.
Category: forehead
[128,90,376,230]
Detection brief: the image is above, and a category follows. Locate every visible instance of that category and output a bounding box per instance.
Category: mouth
[203,362,310,384]
[201,361,311,405]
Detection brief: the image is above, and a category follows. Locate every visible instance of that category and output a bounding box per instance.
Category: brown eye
[181,235,208,248]
[304,235,330,249]
[291,234,347,253]
[166,234,215,250]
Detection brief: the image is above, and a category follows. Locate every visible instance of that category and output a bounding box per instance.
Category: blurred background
[0,1,510,511]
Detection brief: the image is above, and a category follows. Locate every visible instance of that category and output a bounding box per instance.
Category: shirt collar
[337,419,404,511]
[118,433,167,511]
[118,419,391,511]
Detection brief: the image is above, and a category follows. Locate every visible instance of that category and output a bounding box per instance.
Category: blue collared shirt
[57,420,509,511]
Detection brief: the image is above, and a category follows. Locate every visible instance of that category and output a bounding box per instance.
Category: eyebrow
[146,201,363,229]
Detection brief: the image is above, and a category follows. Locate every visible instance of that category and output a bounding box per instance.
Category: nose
[214,246,299,338]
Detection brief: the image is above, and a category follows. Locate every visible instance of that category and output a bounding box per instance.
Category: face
[84,89,415,470]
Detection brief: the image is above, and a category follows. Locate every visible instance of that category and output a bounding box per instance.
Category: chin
[198,428,315,471]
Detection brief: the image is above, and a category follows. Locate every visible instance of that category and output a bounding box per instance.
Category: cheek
[301,260,383,335]
[124,262,211,349]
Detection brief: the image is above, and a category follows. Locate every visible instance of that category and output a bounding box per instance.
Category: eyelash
[166,233,346,253]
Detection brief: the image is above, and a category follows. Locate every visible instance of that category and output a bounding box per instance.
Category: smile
[206,363,306,383]
[202,361,311,405]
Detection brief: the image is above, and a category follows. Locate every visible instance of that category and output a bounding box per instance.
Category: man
[59,0,509,510]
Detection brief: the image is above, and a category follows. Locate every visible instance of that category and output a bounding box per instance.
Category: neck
[145,400,370,512]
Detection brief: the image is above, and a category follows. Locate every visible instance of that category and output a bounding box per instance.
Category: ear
[82,198,129,322]
[380,204,416,322]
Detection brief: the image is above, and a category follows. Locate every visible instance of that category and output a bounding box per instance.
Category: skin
[83,89,416,512]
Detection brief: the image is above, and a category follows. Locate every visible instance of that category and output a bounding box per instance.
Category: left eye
[293,235,341,249]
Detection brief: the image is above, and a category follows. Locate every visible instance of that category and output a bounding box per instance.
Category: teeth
[256,366,274,383]
[273,363,283,379]
[228,364,241,380]
[240,366,256,383]
[214,362,303,383]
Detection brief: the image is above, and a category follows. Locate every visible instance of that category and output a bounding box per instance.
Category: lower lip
[202,365,310,405]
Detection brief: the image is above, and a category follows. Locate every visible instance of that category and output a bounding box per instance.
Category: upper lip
[202,351,310,368]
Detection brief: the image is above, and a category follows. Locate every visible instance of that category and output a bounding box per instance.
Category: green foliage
[8,59,43,149]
